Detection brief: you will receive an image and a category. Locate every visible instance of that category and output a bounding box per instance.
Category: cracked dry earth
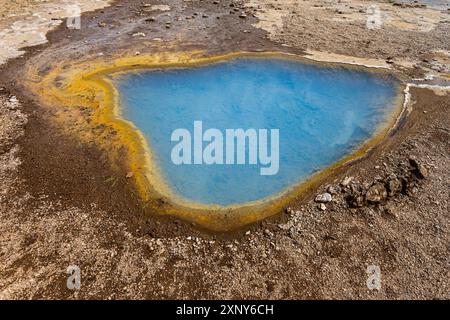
[0,0,449,299]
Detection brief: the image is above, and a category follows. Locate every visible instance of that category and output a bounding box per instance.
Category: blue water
[117,57,398,206]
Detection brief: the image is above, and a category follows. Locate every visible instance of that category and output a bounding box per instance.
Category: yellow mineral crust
[24,51,405,231]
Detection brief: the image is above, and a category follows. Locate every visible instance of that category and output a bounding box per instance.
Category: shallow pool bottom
[116,56,400,207]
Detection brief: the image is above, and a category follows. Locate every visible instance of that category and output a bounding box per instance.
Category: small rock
[348,194,365,208]
[264,229,273,237]
[126,172,134,178]
[365,183,387,204]
[278,223,289,230]
[409,157,428,179]
[386,177,401,197]
[315,192,332,203]
[383,207,397,219]
[341,176,354,187]
[318,203,327,211]
[327,185,341,195]
[349,182,363,194]
[374,175,383,182]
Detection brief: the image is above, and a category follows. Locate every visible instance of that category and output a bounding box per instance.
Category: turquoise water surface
[117,57,398,206]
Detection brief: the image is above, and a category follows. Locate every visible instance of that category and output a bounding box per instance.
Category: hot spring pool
[116,57,399,206]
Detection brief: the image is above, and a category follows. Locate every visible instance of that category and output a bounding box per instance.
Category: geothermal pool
[116,57,399,206]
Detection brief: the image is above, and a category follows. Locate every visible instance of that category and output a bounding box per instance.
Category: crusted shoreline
[31,50,406,230]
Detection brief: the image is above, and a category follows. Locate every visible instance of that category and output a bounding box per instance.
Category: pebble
[315,192,332,203]
[387,177,401,197]
[264,229,273,237]
[318,203,327,211]
[366,183,387,204]
[327,185,341,195]
[341,176,354,187]
[409,157,428,179]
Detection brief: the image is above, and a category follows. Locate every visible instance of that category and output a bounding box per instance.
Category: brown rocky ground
[0,0,449,299]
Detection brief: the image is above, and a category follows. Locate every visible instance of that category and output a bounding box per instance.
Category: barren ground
[0,0,448,299]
